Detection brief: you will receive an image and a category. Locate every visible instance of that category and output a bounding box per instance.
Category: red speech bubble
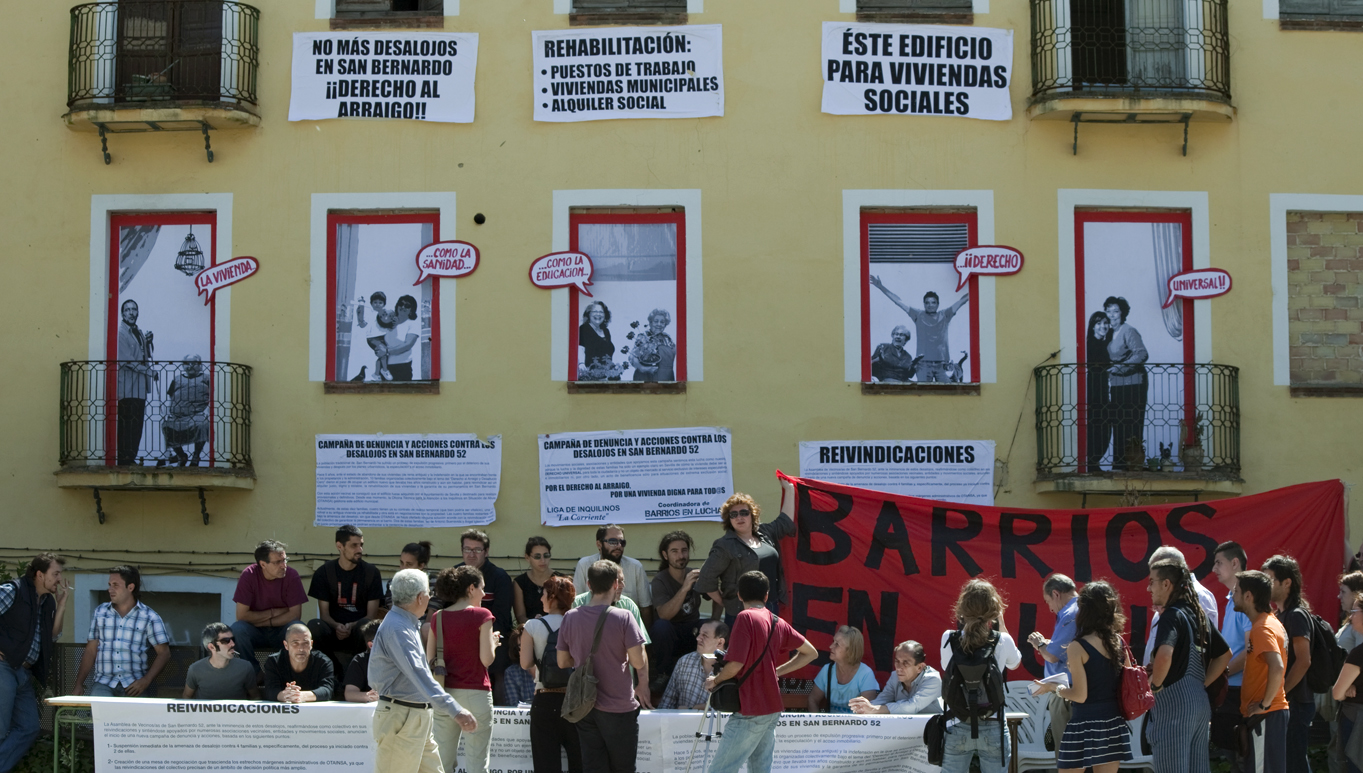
[528,251,594,297]
[953,245,1024,291]
[414,240,480,285]
[1163,268,1232,308]
[193,256,259,306]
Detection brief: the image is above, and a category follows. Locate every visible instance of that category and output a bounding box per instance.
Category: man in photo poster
[116,299,156,465]
[869,276,969,382]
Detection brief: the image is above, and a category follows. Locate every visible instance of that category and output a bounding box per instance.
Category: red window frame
[860,211,981,384]
[325,211,441,382]
[567,211,687,382]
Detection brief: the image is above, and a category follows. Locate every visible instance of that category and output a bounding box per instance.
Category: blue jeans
[0,662,40,773]
[709,711,781,773]
[941,719,1009,773]
[230,619,299,673]
[88,682,128,697]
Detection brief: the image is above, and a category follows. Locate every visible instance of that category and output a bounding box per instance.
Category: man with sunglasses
[184,622,259,700]
[573,524,654,625]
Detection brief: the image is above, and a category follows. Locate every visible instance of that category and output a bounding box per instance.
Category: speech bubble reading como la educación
[953,245,1024,291]
[528,251,594,297]
[414,241,480,285]
[193,256,259,306]
[1163,267,1232,308]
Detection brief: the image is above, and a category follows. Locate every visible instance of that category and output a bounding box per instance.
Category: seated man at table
[659,619,728,710]
[72,565,171,697]
[344,620,379,703]
[232,539,307,674]
[264,624,336,703]
[184,622,260,700]
[849,640,942,715]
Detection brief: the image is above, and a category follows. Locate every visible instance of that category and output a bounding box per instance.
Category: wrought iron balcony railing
[59,360,252,469]
[1034,363,1239,479]
[68,1,260,109]
[1029,0,1230,102]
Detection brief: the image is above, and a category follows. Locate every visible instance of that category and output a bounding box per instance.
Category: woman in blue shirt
[809,625,880,713]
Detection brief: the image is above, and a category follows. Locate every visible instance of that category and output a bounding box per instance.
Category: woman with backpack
[939,579,1022,773]
[520,575,583,773]
[1032,580,1132,773]
[426,566,498,773]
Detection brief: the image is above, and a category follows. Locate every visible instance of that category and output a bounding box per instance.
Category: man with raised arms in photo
[869,276,969,383]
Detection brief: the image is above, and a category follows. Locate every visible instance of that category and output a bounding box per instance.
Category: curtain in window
[334,223,360,380]
[118,225,161,294]
[579,223,677,281]
[1150,222,1183,342]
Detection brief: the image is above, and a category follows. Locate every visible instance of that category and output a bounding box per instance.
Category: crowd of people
[1,494,1360,773]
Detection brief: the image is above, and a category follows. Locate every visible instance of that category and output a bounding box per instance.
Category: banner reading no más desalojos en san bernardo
[290,32,479,122]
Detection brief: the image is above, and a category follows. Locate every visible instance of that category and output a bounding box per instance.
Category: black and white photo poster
[800,440,995,506]
[290,32,478,122]
[539,427,732,526]
[315,434,501,528]
[821,22,1013,120]
[532,25,723,122]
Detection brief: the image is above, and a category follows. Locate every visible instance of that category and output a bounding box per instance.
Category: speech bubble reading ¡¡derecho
[953,245,1023,291]
[194,256,259,306]
[414,240,480,285]
[529,251,595,297]
[1163,267,1232,308]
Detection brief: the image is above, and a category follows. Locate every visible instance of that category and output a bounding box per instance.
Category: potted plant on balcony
[1180,413,1205,473]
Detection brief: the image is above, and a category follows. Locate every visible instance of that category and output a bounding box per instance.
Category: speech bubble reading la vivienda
[194,256,259,306]
[1163,268,1232,308]
[528,251,594,297]
[954,246,1024,291]
[414,241,480,285]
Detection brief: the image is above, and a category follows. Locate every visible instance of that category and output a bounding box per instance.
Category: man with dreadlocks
[1234,569,1289,773]
[1262,554,1315,773]
[1147,559,1231,773]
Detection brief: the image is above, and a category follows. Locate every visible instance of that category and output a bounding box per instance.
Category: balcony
[1034,363,1241,497]
[56,361,254,510]
[65,1,261,161]
[1027,0,1233,127]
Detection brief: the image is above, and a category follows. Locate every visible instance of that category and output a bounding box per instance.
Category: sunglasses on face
[217,636,235,645]
[530,553,551,560]
[729,509,752,518]
[603,538,626,547]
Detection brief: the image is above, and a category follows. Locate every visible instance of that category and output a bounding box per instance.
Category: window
[857,0,973,24]
[568,208,686,384]
[325,211,441,387]
[1285,211,1363,392]
[571,0,688,26]
[861,210,980,386]
[1279,0,1363,29]
[332,0,446,29]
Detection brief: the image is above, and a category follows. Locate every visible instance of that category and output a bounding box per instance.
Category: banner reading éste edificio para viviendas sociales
[800,439,995,506]
[821,22,1013,120]
[315,434,500,528]
[532,25,723,122]
[778,475,1345,683]
[539,427,732,526]
[290,32,478,122]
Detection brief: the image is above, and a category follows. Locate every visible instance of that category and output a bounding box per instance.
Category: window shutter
[858,0,973,11]
[573,0,687,10]
[1279,0,1336,11]
[1328,0,1363,14]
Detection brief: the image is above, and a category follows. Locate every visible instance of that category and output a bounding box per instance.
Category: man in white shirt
[1143,545,1220,666]
[573,524,653,624]
[385,295,423,381]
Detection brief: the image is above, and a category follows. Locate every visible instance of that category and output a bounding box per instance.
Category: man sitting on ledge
[231,540,306,674]
[184,622,259,700]
[264,624,335,703]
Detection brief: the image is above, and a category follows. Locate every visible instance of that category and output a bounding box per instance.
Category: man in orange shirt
[1234,570,1289,773]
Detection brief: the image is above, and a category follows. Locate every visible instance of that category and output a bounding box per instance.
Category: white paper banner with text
[532,25,724,122]
[315,433,501,528]
[290,32,478,122]
[799,439,995,506]
[659,712,936,773]
[539,427,733,525]
[821,22,1013,121]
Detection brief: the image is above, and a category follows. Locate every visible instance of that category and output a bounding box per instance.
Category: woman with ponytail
[938,579,1022,773]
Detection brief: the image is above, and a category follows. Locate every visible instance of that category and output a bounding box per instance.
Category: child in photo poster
[355,291,398,382]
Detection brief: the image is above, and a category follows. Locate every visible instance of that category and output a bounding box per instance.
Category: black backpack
[537,618,573,690]
[1304,610,1347,694]
[943,630,1007,762]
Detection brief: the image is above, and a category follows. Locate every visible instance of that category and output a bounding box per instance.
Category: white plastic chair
[1005,681,1057,773]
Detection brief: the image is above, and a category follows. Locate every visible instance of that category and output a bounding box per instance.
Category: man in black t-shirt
[308,525,383,667]
[649,531,712,690]
[1263,554,1315,773]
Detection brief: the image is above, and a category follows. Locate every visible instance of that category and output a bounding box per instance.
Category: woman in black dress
[513,536,564,625]
[577,301,616,380]
[1085,311,1114,471]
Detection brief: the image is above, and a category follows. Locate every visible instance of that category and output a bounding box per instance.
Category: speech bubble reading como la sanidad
[1163,267,1232,308]
[528,251,594,297]
[414,241,480,285]
[954,246,1024,291]
[193,256,259,306]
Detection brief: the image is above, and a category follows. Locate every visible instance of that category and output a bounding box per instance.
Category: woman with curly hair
[938,578,1021,773]
[696,478,797,628]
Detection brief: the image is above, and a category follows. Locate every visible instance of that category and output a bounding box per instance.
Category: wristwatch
[1260,701,1272,711]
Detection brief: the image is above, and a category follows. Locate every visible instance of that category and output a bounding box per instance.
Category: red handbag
[1118,639,1156,720]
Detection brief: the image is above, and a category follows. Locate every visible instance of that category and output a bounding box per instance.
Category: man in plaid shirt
[73,566,171,697]
[659,619,728,710]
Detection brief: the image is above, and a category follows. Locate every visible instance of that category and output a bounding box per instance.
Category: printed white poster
[289,32,478,122]
[539,427,733,526]
[658,712,937,773]
[315,433,500,528]
[800,440,995,505]
[532,25,724,122]
[821,22,1013,121]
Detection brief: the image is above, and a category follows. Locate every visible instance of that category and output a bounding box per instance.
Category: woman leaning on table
[696,479,797,629]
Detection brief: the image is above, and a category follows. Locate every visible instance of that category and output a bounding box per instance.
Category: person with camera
[704,571,817,773]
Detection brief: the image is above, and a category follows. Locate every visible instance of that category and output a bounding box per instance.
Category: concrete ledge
[1027,96,1235,122]
[54,466,256,490]
[1034,474,1242,497]
[63,104,261,132]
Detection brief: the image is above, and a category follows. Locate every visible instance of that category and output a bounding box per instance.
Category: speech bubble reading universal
[194,256,260,306]
[1163,268,1232,308]
[414,240,480,285]
[529,251,594,296]
[954,245,1023,291]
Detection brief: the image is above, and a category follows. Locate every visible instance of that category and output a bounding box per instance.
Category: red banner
[776,474,1346,682]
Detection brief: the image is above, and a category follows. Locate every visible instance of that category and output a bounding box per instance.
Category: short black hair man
[455,528,515,705]
[0,554,68,770]
[184,622,259,700]
[308,525,384,668]
[573,524,654,625]
[232,539,308,673]
[72,566,171,697]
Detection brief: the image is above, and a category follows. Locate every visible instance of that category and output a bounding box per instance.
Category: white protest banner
[800,440,995,505]
[315,433,501,528]
[539,427,733,526]
[90,698,374,772]
[532,25,723,122]
[821,22,1013,121]
[290,32,478,122]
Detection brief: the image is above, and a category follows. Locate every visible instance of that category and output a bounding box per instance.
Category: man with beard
[0,554,68,771]
[649,531,711,691]
[574,524,653,624]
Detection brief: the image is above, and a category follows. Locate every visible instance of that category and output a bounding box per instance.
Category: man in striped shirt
[73,566,171,697]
